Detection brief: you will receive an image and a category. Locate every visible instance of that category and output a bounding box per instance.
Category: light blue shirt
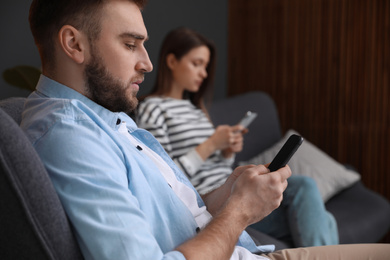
[20,75,273,260]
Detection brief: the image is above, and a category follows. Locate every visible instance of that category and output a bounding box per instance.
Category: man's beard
[84,53,140,114]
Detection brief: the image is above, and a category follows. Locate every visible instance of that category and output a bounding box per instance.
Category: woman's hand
[196,125,247,160]
[221,125,247,158]
[210,125,237,151]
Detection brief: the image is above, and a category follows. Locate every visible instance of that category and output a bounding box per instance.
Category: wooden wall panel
[228,0,390,207]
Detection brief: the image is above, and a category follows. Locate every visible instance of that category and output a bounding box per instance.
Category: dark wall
[141,1,228,100]
[0,0,228,100]
[0,0,38,99]
[228,0,390,203]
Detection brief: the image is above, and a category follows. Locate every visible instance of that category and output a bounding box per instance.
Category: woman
[137,27,338,248]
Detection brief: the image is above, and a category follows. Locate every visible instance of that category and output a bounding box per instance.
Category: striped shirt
[137,97,234,194]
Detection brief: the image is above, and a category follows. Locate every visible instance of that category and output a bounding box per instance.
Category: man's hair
[29,0,147,70]
[147,27,216,109]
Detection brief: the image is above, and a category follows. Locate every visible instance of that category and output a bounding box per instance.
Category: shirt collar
[35,74,138,130]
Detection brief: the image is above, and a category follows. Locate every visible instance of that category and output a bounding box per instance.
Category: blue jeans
[250,175,339,247]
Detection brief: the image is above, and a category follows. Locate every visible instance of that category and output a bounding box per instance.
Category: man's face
[84,0,153,113]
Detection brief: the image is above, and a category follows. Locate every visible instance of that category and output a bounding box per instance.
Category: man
[22,0,389,259]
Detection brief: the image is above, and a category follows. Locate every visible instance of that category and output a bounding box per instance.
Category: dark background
[0,0,228,100]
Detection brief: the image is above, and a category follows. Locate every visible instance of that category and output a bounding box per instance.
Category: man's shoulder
[23,97,93,123]
[21,96,97,143]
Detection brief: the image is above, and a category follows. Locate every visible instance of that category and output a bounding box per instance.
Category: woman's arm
[137,101,206,176]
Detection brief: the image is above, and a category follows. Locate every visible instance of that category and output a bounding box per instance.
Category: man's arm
[176,198,247,259]
[32,118,186,260]
[176,164,291,259]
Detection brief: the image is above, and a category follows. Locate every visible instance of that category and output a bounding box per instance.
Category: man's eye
[125,44,136,50]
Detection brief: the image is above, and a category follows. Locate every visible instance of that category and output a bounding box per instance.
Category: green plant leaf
[2,65,41,91]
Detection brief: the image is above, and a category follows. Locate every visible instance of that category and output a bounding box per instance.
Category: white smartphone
[238,111,258,129]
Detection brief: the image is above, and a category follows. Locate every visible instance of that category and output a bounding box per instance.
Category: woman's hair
[29,0,147,72]
[148,27,216,109]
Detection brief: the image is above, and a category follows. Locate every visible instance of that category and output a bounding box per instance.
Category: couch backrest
[0,105,83,259]
[208,91,282,164]
[0,97,26,124]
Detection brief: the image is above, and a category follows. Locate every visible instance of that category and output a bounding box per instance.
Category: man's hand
[178,164,291,259]
[202,165,254,216]
[203,164,291,224]
[227,164,291,225]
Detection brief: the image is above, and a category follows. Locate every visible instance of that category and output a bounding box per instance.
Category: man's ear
[58,25,87,64]
[166,53,178,70]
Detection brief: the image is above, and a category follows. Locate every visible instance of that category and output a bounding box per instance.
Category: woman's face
[169,45,210,96]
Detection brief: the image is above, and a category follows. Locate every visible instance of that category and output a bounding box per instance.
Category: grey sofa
[1,92,389,258]
[208,91,390,249]
[0,97,83,259]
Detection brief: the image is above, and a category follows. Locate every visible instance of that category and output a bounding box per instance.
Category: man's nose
[137,48,153,73]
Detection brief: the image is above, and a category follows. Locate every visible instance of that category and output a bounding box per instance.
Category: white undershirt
[118,121,212,229]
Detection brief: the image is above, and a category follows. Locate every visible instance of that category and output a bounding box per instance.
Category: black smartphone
[268,134,304,172]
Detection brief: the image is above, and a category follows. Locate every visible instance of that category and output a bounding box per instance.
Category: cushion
[245,227,291,251]
[325,181,390,243]
[239,129,361,201]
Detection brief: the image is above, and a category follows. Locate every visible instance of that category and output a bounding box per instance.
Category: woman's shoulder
[138,96,164,112]
[140,96,191,111]
[137,96,175,124]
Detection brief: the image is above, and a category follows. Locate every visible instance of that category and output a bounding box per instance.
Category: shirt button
[196,227,200,233]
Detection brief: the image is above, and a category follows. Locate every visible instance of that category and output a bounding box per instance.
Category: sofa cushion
[0,108,83,259]
[326,181,390,243]
[240,129,361,201]
[245,227,291,251]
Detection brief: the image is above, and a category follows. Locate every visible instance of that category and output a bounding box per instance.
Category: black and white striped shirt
[137,97,234,194]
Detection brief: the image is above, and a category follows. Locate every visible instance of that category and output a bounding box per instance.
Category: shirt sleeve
[33,118,186,260]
